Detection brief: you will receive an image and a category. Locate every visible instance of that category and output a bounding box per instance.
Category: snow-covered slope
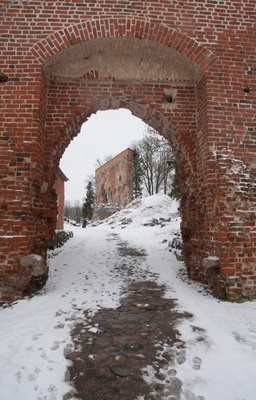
[0,194,256,400]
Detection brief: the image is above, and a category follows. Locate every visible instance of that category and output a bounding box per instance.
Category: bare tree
[131,127,175,196]
[73,200,82,223]
[64,200,83,223]
[64,200,72,220]
[95,154,114,168]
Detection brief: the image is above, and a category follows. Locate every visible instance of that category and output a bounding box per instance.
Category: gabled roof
[56,167,69,181]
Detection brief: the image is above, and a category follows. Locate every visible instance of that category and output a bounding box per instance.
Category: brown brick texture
[95,149,135,208]
[0,0,255,301]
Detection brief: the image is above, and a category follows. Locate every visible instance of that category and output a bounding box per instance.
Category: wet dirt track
[65,281,192,400]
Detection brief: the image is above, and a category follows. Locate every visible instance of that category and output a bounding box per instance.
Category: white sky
[60,108,147,203]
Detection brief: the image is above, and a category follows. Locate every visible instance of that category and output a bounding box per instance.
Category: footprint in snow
[50,342,60,351]
[48,384,58,399]
[55,310,63,317]
[15,370,23,382]
[28,367,41,382]
[54,323,65,329]
[39,350,48,360]
[192,356,202,370]
[32,333,43,341]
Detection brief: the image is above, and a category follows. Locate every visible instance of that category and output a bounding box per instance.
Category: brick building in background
[95,149,135,209]
[53,168,68,230]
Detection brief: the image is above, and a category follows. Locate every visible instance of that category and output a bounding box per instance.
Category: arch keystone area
[1,2,255,303]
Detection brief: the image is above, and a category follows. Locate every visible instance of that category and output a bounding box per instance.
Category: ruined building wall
[95,149,135,208]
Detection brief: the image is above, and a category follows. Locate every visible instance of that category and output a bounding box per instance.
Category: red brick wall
[53,168,67,230]
[95,148,135,208]
[0,1,255,301]
[53,175,64,230]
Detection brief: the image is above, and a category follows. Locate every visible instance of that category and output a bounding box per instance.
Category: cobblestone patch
[64,281,192,400]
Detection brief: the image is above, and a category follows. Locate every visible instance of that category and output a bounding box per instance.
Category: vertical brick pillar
[0,66,53,302]
[179,71,256,301]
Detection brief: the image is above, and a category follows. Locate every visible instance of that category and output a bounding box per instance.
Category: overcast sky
[60,109,147,203]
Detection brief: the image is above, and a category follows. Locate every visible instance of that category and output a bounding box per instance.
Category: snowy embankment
[0,193,256,400]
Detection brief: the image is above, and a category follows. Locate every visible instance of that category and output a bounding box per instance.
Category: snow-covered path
[0,227,129,400]
[0,194,256,400]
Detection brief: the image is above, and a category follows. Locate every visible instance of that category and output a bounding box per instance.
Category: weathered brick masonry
[0,0,255,301]
[95,148,135,208]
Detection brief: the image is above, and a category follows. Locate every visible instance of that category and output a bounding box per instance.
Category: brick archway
[31,18,217,69]
[1,3,255,302]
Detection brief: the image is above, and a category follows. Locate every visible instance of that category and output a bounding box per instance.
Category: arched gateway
[0,1,255,302]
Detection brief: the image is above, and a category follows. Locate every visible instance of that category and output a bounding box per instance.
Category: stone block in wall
[20,254,47,278]
[18,254,49,297]
[49,230,74,249]
[202,256,220,270]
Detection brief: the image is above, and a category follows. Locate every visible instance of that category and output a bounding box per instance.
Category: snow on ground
[0,193,256,400]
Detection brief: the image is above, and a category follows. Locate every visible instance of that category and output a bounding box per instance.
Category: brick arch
[36,17,211,191]
[32,17,217,294]
[44,82,200,279]
[45,94,197,233]
[45,80,198,194]
[1,2,255,304]
[49,98,181,172]
[30,17,218,71]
